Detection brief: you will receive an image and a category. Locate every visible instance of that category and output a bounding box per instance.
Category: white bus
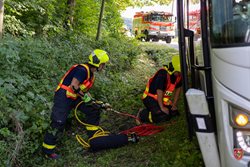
[177,0,250,166]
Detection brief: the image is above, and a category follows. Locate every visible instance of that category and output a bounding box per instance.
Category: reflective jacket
[55,64,95,100]
[142,68,181,105]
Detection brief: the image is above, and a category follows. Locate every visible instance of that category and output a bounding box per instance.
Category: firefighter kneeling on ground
[137,55,182,124]
[42,49,139,159]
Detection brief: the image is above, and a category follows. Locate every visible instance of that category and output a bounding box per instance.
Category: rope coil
[74,101,110,149]
[74,100,172,148]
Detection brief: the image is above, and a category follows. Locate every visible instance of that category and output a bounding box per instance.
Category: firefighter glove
[82,92,92,103]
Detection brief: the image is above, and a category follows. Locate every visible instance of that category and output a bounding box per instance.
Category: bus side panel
[212,47,250,167]
[212,76,250,167]
[212,47,250,100]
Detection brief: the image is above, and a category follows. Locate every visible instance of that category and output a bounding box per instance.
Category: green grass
[0,40,203,166]
[33,99,203,167]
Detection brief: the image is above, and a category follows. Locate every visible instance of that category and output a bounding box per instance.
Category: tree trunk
[96,0,105,41]
[0,0,4,39]
[68,0,75,25]
[64,0,75,30]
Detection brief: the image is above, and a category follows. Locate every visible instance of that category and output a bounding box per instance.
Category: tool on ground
[105,106,167,137]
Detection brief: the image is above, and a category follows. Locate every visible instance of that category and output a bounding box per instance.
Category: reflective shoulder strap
[79,64,95,92]
[80,64,90,80]
[142,68,168,100]
[55,64,79,91]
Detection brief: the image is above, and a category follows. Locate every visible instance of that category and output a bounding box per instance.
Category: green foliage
[3,15,34,36]
[0,25,203,167]
[3,0,191,38]
[0,0,204,166]
[3,0,128,37]
[140,42,179,66]
[4,0,64,36]
[0,34,144,166]
[95,35,141,72]
[103,1,125,35]
[131,0,173,7]
[73,0,100,36]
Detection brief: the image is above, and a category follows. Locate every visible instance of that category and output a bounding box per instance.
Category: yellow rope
[76,134,90,148]
[74,101,110,149]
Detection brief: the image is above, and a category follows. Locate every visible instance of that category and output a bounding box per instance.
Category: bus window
[211,0,250,46]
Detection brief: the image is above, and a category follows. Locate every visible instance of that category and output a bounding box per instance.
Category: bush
[0,35,203,166]
[0,34,140,166]
[140,43,178,66]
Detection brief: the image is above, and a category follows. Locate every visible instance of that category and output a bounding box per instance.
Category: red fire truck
[132,11,176,43]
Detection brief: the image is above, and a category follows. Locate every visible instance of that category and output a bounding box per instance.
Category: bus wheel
[166,37,172,43]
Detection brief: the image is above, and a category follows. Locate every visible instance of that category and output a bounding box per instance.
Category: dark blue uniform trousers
[42,89,128,154]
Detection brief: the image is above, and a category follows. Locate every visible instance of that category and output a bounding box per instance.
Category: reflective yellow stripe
[142,92,147,99]
[79,64,93,92]
[42,142,56,149]
[56,86,60,91]
[80,84,87,92]
[56,64,90,93]
[142,87,158,100]
[163,98,169,103]
[55,79,64,91]
[142,87,149,99]
[148,112,153,123]
[80,64,90,79]
[163,98,172,105]
[86,126,99,131]
[66,90,77,98]
[143,92,158,100]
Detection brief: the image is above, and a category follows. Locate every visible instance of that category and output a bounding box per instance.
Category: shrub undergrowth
[0,35,203,166]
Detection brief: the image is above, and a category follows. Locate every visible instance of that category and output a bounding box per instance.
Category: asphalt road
[152,40,179,50]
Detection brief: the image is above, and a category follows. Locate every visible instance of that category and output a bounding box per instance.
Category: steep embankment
[0,36,203,166]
